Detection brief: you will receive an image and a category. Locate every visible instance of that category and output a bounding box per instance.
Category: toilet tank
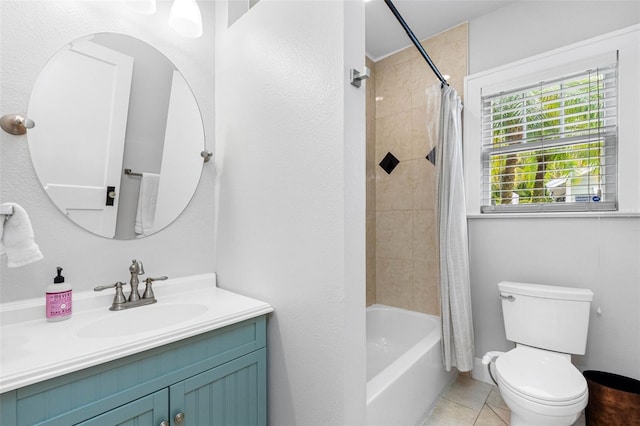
[498,281,594,355]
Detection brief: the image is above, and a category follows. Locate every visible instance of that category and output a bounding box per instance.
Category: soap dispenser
[46,267,72,321]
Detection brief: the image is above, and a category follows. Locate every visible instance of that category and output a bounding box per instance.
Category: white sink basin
[77,303,208,338]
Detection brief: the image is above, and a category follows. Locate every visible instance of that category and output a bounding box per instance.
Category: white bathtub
[366,304,457,426]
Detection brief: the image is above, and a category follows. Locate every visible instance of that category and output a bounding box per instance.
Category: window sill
[467,212,640,219]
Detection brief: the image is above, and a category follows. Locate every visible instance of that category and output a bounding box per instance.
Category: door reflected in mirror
[27,33,205,239]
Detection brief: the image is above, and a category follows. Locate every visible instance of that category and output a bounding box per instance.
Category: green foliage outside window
[488,74,606,206]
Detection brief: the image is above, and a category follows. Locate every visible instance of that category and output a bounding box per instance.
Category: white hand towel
[134,173,160,237]
[0,203,44,268]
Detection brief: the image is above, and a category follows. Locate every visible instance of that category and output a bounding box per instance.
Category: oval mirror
[27,33,205,239]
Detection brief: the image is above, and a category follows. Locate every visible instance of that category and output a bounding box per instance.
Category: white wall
[469,1,640,74]
[468,2,640,380]
[214,0,366,424]
[0,0,215,301]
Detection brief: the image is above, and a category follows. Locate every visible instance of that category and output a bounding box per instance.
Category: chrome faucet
[94,259,167,311]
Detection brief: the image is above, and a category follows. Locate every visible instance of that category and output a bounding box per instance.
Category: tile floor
[420,375,587,426]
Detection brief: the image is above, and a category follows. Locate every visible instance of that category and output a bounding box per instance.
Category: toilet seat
[498,375,587,407]
[495,346,588,405]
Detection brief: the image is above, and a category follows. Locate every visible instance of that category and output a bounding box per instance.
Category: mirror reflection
[27,33,205,240]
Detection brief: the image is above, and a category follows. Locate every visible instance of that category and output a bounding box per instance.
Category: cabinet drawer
[1,316,266,426]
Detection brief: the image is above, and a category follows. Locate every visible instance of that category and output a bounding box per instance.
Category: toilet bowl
[495,346,588,426]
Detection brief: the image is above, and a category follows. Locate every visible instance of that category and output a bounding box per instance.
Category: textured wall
[0,0,215,302]
[214,1,366,424]
[367,23,468,315]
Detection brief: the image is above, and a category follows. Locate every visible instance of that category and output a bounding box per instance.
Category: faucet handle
[142,276,168,300]
[94,281,124,292]
[94,281,127,308]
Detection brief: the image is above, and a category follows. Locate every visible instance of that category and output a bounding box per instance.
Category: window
[464,25,640,216]
[480,64,618,213]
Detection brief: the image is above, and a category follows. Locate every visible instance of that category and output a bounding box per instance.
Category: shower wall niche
[366,23,468,315]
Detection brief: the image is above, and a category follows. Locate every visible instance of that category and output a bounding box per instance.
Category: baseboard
[471,357,495,386]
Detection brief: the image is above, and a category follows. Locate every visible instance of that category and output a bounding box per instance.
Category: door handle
[106,186,116,206]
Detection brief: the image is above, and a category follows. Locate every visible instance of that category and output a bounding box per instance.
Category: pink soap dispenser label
[46,290,72,319]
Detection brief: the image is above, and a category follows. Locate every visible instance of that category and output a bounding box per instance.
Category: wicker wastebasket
[583,370,640,426]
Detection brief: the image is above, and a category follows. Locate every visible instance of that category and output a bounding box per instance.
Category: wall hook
[350,67,370,88]
[1,204,14,222]
[1,114,35,135]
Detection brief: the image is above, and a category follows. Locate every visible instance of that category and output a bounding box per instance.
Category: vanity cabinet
[0,316,267,426]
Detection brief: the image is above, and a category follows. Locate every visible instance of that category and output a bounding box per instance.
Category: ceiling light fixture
[169,0,203,39]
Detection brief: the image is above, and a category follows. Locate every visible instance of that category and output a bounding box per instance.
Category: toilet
[493,281,594,426]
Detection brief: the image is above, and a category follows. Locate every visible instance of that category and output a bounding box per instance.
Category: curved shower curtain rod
[383,0,449,87]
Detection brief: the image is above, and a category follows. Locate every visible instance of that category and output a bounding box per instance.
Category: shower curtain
[435,84,474,372]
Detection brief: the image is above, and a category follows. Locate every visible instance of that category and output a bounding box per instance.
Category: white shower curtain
[436,84,474,372]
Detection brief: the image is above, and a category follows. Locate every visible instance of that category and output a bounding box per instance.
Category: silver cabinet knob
[174,412,185,424]
[159,421,169,426]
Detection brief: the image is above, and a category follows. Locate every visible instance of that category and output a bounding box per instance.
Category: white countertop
[0,273,273,393]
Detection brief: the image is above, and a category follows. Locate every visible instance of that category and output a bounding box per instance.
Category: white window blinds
[480,63,618,213]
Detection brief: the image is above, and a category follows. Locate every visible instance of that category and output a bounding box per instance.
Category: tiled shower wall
[366,23,468,315]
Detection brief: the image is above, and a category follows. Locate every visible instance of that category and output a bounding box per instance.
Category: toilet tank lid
[498,281,594,302]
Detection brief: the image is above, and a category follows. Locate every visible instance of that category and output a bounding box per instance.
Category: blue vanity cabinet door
[77,388,169,426]
[170,348,267,426]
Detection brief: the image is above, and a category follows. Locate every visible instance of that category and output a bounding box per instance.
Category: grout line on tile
[485,404,507,426]
[443,397,482,416]
[471,407,482,426]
